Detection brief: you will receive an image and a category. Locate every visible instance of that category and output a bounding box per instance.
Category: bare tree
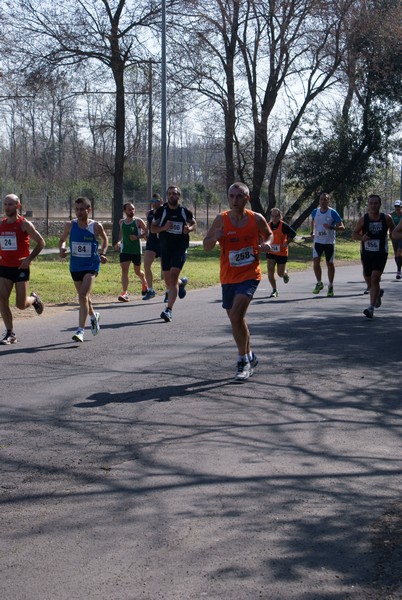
[2,0,174,242]
[170,0,352,215]
[170,0,243,189]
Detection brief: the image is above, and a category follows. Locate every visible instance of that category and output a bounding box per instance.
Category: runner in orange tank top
[266,208,296,297]
[0,194,45,345]
[203,182,272,382]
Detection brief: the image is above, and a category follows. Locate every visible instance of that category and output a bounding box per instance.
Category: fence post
[46,195,49,236]
[69,194,72,220]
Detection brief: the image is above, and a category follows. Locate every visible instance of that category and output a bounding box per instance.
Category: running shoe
[363,306,374,319]
[250,352,259,369]
[327,286,334,297]
[1,331,17,345]
[160,307,172,322]
[235,359,253,382]
[363,287,370,295]
[312,282,324,294]
[178,276,188,299]
[118,293,129,302]
[375,289,384,309]
[270,290,279,298]
[90,312,100,336]
[283,273,290,284]
[143,289,156,300]
[141,284,148,298]
[396,271,401,280]
[72,330,84,342]
[164,291,169,303]
[31,292,44,315]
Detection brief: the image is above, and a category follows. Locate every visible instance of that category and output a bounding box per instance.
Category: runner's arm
[352,217,368,242]
[114,219,123,250]
[183,215,196,235]
[386,214,395,235]
[95,223,109,262]
[150,217,171,234]
[255,213,273,250]
[203,214,224,251]
[137,218,148,238]
[59,222,72,258]
[392,219,402,240]
[21,220,45,263]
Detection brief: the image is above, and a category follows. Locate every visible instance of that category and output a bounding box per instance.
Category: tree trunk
[111,64,126,245]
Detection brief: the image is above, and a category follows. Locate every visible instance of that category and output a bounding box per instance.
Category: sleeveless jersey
[219,210,261,284]
[121,219,141,254]
[361,213,388,255]
[154,204,193,248]
[390,211,402,228]
[0,216,30,267]
[268,220,294,257]
[69,220,100,272]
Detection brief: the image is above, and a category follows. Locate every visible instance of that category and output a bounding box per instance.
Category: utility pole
[147,59,153,200]
[161,0,167,196]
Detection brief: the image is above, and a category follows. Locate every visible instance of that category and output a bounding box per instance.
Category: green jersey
[391,211,402,227]
[121,219,142,254]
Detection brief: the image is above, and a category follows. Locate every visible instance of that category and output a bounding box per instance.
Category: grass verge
[18,236,362,306]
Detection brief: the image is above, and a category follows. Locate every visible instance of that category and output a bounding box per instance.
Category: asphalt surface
[1,260,402,600]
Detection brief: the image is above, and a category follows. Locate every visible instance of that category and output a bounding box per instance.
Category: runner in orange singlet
[0,194,45,345]
[203,182,272,382]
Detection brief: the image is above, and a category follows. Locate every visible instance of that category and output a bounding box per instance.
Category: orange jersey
[219,210,262,284]
[269,221,289,257]
[0,216,30,267]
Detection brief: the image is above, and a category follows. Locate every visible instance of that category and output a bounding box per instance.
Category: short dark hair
[123,202,134,212]
[368,194,381,204]
[167,185,181,195]
[75,196,91,209]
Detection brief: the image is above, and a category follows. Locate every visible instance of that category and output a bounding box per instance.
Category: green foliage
[289,109,392,216]
[182,183,220,207]
[123,164,147,195]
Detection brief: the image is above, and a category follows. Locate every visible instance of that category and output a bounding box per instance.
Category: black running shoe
[1,331,17,345]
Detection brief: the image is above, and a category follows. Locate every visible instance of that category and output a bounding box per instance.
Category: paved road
[1,261,402,600]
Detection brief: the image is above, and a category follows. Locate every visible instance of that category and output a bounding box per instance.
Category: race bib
[318,230,328,237]
[364,239,380,252]
[229,246,255,267]
[0,233,17,250]
[167,221,184,234]
[71,242,92,257]
[270,244,280,253]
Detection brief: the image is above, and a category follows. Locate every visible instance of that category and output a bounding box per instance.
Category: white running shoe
[235,359,253,382]
[90,312,100,335]
[160,308,172,322]
[72,330,84,342]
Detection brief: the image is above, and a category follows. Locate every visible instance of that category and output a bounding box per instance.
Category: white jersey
[311,207,342,244]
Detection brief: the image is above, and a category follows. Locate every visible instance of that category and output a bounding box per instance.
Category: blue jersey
[69,220,100,272]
